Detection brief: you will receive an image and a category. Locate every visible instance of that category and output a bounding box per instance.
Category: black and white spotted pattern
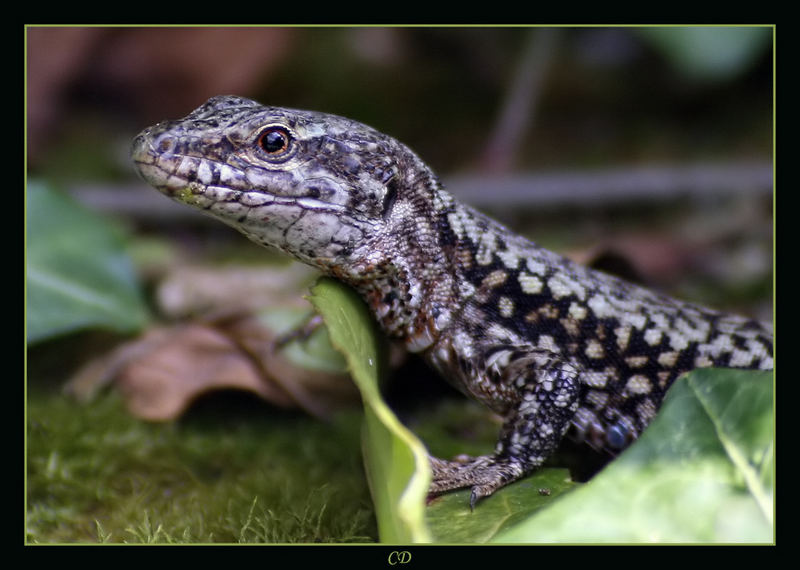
[132,95,773,507]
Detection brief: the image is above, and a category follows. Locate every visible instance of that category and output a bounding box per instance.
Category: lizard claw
[429,454,526,508]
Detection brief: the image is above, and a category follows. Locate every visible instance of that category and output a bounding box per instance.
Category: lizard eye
[257,126,292,156]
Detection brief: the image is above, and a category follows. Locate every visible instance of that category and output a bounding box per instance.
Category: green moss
[26,390,376,543]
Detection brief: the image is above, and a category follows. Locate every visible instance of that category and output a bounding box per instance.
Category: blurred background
[27,26,773,314]
[25,26,774,543]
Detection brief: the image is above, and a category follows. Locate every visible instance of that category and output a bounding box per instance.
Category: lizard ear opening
[382,178,398,219]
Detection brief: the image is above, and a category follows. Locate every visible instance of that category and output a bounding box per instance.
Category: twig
[480,28,560,173]
[65,160,772,220]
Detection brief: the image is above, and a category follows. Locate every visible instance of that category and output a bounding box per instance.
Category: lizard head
[132,95,440,274]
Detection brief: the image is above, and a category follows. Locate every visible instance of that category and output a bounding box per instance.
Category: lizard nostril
[157,135,176,154]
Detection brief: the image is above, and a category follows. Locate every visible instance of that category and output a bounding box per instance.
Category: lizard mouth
[131,127,368,265]
[131,130,348,217]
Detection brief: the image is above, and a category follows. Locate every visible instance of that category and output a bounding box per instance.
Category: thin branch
[67,161,772,221]
[480,28,560,173]
[446,161,773,209]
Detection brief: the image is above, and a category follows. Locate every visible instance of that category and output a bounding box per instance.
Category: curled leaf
[308,277,432,543]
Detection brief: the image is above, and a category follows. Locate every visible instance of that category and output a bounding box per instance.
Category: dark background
[24,24,775,544]
[27,26,773,318]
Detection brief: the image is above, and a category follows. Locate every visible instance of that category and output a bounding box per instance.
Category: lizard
[131,95,774,508]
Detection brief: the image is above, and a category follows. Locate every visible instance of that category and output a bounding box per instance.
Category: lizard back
[132,95,773,503]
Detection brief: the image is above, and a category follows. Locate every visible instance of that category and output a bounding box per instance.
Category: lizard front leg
[429,350,581,508]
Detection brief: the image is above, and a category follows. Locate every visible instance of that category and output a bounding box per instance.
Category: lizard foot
[429,455,526,509]
[271,313,324,350]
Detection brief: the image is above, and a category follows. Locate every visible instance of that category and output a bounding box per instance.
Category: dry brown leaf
[155,263,318,318]
[67,315,359,421]
[65,261,365,421]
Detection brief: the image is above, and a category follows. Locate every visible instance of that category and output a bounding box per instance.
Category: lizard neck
[324,180,465,352]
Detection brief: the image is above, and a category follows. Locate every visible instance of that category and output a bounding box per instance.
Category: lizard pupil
[258,127,290,154]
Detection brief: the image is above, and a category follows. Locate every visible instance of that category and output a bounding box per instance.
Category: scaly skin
[132,95,773,507]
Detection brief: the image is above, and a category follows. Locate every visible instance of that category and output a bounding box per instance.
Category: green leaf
[308,278,432,543]
[26,181,149,343]
[256,307,348,374]
[308,278,773,543]
[637,27,771,82]
[495,368,774,543]
[426,468,576,543]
